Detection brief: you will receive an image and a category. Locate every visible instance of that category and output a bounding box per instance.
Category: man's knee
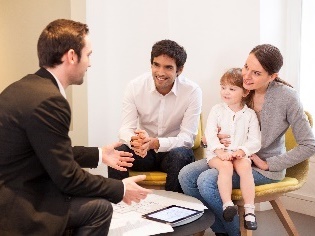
[84,198,113,219]
[108,144,132,179]
[67,197,113,235]
[108,166,129,179]
[97,199,113,219]
[115,144,131,152]
[168,147,194,165]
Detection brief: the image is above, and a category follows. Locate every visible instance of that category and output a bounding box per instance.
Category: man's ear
[176,66,184,76]
[66,49,76,64]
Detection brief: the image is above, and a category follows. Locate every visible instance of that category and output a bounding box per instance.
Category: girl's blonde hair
[220,68,248,103]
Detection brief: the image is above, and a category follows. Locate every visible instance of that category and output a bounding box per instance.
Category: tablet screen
[142,205,203,225]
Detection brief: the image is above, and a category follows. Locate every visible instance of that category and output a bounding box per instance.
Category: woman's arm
[266,88,315,171]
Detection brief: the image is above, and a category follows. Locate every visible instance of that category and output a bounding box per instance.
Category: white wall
[260,0,302,89]
[86,2,311,209]
[86,0,261,149]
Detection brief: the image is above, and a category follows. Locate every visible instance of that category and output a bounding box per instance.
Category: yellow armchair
[232,111,313,236]
[129,114,204,189]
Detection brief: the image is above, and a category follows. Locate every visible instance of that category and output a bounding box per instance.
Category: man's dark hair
[150,39,187,71]
[37,19,89,68]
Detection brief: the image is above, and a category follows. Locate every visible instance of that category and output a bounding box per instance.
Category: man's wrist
[149,137,160,150]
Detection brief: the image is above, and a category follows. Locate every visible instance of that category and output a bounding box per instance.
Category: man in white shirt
[108,40,202,192]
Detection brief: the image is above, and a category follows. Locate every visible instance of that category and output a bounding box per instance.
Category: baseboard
[281,193,315,217]
[255,193,315,216]
[255,201,272,211]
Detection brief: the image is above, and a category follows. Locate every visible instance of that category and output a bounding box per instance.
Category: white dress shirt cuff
[98,148,126,196]
[98,147,102,167]
[156,138,169,152]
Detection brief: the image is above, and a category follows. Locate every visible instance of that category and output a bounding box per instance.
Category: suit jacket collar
[35,67,59,89]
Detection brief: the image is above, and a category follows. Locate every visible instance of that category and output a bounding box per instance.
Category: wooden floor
[204,210,315,236]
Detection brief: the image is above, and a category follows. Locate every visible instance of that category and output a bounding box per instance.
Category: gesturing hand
[122,175,152,205]
[102,142,134,171]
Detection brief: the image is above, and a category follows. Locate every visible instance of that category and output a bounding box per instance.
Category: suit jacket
[0,68,124,235]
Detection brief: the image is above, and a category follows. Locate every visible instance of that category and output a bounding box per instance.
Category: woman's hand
[217,126,231,147]
[217,133,231,147]
[250,154,269,170]
[201,132,231,148]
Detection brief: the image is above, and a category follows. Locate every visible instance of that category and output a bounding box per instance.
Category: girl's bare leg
[234,158,257,229]
[208,157,237,221]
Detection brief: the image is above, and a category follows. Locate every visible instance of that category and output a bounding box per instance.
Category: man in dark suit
[0,19,151,236]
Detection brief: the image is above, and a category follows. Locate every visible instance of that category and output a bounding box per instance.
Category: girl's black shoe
[244,213,257,230]
[223,205,238,222]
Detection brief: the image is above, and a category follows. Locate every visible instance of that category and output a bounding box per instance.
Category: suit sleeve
[72,146,99,168]
[26,95,124,203]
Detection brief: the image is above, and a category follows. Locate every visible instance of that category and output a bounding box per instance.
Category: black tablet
[142,205,203,227]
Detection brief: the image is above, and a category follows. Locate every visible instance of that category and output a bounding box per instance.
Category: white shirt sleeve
[205,105,225,162]
[237,110,261,157]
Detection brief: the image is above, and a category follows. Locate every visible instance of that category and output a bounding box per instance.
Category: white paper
[109,217,173,235]
[108,190,207,236]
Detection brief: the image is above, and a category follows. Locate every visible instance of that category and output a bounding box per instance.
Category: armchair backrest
[285,111,313,182]
[192,114,203,150]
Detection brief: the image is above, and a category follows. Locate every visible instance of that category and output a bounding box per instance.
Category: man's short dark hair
[150,39,187,71]
[37,19,89,68]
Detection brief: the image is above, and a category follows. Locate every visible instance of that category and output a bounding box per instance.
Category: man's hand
[122,175,152,205]
[102,142,134,171]
[250,154,269,170]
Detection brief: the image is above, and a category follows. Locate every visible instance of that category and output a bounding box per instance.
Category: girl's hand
[232,149,246,159]
[216,149,233,161]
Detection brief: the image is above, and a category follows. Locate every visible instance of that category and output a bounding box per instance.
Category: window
[300,0,315,131]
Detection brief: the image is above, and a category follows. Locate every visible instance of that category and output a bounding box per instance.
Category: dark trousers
[108,144,195,193]
[64,197,113,236]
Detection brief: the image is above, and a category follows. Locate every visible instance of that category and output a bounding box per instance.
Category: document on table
[108,190,207,236]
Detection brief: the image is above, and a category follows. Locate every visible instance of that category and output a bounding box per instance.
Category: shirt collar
[223,102,248,113]
[46,69,67,99]
[149,75,179,96]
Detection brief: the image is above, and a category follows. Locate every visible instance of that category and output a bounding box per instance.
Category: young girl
[205,68,261,230]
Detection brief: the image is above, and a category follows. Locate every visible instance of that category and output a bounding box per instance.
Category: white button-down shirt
[119,72,202,152]
[205,103,261,162]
